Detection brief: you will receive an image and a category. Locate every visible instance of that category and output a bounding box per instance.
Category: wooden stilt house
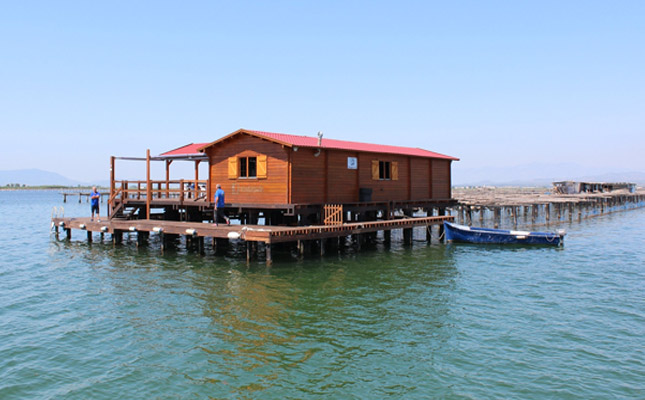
[199,129,457,211]
[108,129,458,224]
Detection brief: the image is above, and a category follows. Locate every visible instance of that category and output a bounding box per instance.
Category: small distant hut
[553,181,636,194]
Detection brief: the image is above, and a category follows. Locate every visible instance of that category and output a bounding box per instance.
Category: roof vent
[317,131,323,146]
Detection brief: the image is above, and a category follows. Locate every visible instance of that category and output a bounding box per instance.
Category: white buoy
[152,227,163,233]
[129,226,137,232]
[79,224,86,230]
[185,228,197,235]
[227,231,241,239]
[100,226,108,232]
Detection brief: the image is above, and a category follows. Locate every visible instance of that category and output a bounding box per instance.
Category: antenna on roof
[317,131,323,146]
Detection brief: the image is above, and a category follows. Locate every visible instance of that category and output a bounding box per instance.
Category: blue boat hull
[444,222,564,246]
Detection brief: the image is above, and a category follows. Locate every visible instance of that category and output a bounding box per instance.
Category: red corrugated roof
[246,130,458,160]
[197,129,458,160]
[160,143,210,157]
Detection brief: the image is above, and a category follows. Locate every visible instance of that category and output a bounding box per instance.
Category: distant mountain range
[0,169,109,187]
[1,165,643,188]
[453,163,645,187]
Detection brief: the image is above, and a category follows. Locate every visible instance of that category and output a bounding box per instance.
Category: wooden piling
[266,243,272,266]
[111,230,121,246]
[403,228,412,245]
[511,206,518,227]
[545,204,550,225]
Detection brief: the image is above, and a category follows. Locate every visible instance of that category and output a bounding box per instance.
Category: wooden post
[109,156,115,217]
[545,204,550,225]
[246,242,251,262]
[266,243,273,266]
[112,230,123,245]
[146,149,151,220]
[320,239,325,256]
[136,231,149,248]
[160,233,165,254]
[87,231,92,243]
[66,228,71,240]
[403,228,412,245]
[512,206,517,227]
[165,160,171,199]
[438,207,446,238]
[194,160,200,199]
[179,179,185,204]
[494,207,501,229]
[198,236,204,255]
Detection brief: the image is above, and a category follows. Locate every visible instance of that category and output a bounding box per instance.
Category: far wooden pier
[452,187,645,228]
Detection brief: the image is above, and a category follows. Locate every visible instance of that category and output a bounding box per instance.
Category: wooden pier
[451,187,645,229]
[51,214,454,265]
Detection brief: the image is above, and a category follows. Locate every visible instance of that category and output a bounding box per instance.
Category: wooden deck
[52,215,454,264]
[52,215,453,243]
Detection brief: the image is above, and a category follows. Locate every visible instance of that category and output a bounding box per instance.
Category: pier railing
[109,179,208,206]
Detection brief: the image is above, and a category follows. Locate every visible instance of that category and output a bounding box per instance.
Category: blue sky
[1,1,643,182]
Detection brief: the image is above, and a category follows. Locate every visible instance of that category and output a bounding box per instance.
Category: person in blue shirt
[90,186,101,222]
[213,183,230,226]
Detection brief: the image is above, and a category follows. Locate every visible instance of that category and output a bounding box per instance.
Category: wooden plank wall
[205,133,454,205]
[326,150,359,203]
[410,158,431,200]
[291,151,453,203]
[357,153,408,202]
[206,134,289,204]
[290,148,325,203]
[431,159,452,199]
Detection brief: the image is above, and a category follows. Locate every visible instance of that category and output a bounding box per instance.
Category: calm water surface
[0,191,643,399]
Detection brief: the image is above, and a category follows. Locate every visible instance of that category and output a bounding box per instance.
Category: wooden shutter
[228,157,238,179]
[392,161,399,180]
[257,155,267,179]
[371,160,379,180]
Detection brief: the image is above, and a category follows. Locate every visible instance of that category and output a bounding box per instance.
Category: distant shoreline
[0,186,109,191]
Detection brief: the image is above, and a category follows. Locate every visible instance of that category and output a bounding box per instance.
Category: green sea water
[0,191,643,399]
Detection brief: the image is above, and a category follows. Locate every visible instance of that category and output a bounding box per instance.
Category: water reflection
[47,227,462,397]
[191,246,459,397]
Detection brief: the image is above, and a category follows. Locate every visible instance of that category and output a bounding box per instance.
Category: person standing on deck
[90,186,101,222]
[213,183,230,226]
